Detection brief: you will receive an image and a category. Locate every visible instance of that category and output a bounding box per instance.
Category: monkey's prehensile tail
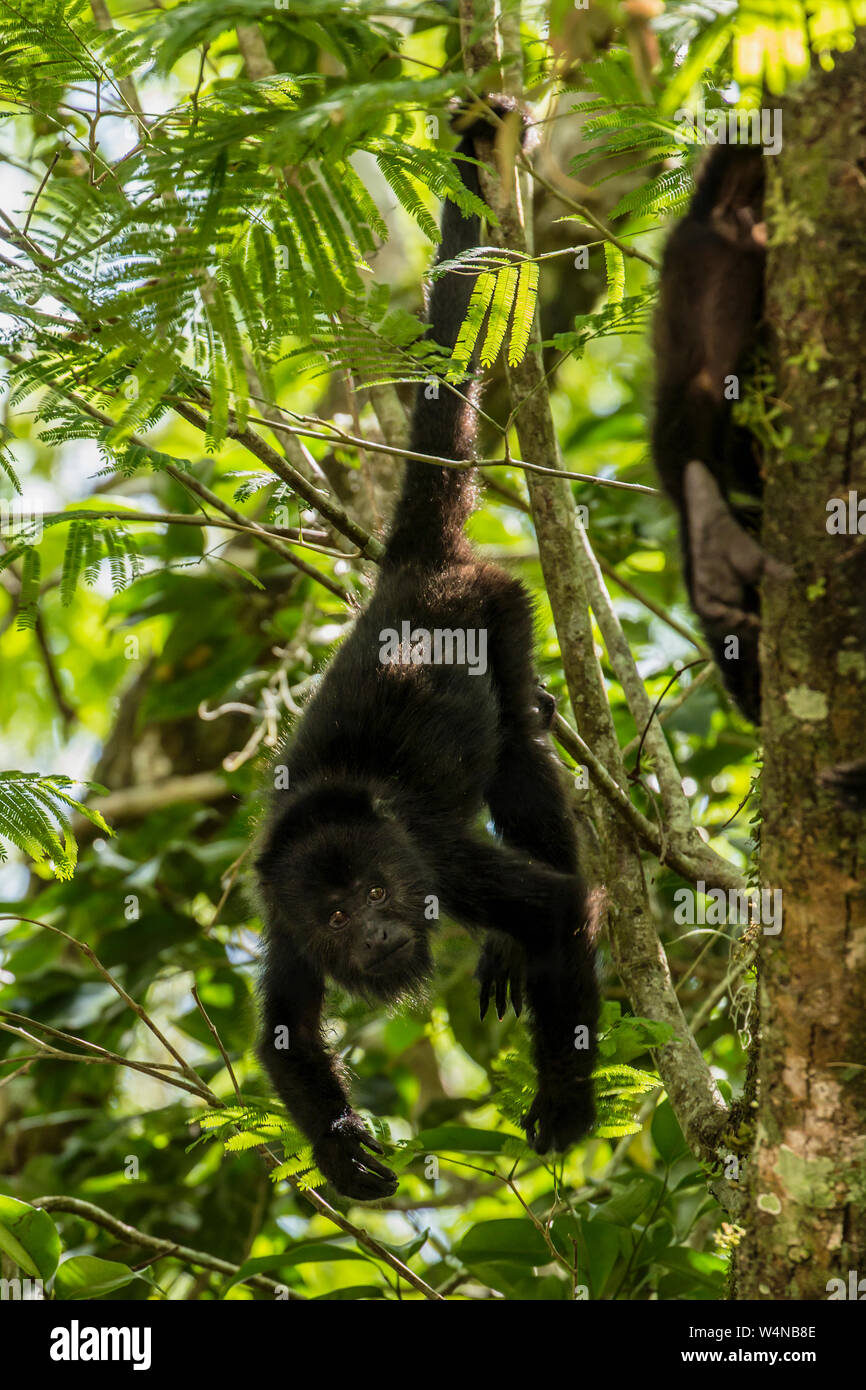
[384,102,524,570]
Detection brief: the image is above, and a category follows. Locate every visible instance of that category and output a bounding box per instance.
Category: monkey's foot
[534,684,556,731]
[819,758,866,810]
[684,459,772,631]
[313,1113,398,1202]
[521,1080,595,1154]
[477,933,524,1019]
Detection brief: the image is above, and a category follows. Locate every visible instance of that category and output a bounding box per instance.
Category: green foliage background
[0,0,852,1300]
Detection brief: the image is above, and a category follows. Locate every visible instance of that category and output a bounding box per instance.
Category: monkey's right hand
[313,1112,398,1202]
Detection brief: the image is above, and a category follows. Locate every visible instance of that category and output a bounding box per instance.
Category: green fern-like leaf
[479,264,518,368]
[0,445,22,493]
[0,771,111,879]
[285,184,346,310]
[323,159,386,252]
[60,520,87,606]
[15,546,40,631]
[304,174,366,297]
[490,1034,659,1142]
[609,167,694,221]
[450,271,496,375]
[604,243,625,306]
[551,290,655,362]
[375,153,440,243]
[270,1152,324,1191]
[658,14,734,116]
[507,261,538,366]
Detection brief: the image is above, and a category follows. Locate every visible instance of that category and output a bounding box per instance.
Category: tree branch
[458,1,731,1171]
[31,1195,304,1297]
[2,354,352,602]
[552,713,746,894]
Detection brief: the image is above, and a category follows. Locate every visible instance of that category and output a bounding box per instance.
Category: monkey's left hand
[313,1112,398,1202]
[521,1080,595,1154]
[476,933,524,1019]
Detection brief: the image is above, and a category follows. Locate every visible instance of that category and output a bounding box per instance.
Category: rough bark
[736,42,866,1298]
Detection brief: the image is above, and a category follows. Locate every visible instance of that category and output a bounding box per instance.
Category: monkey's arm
[258,936,397,1200]
[435,835,598,1151]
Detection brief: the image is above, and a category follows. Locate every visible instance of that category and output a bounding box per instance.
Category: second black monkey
[653,144,769,723]
[653,143,865,798]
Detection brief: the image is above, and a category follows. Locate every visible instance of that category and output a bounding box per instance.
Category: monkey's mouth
[369,938,413,971]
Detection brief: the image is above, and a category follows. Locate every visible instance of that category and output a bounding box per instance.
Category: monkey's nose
[361,919,411,964]
[363,920,396,950]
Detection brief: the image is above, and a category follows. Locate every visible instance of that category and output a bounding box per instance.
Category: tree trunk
[736,41,866,1299]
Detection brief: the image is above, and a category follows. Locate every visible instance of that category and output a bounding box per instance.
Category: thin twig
[629,657,708,780]
[31,1195,304,1297]
[23,151,60,236]
[237,408,659,496]
[191,984,243,1105]
[0,916,212,1095]
[523,159,660,270]
[0,1011,214,1095]
[1,356,352,602]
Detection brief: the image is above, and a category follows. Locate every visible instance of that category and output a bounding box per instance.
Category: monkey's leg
[471,576,562,1011]
[436,836,598,1150]
[473,576,581,1013]
[476,731,581,1017]
[487,736,578,873]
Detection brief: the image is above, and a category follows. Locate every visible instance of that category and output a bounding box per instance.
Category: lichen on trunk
[736,41,866,1299]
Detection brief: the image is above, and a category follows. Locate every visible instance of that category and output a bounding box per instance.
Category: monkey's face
[261,814,435,1001]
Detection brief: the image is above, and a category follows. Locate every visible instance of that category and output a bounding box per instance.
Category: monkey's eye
[367,886,387,904]
[329,909,350,930]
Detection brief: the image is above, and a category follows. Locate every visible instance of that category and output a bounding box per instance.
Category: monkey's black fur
[653,145,768,723]
[255,102,599,1202]
[653,144,866,803]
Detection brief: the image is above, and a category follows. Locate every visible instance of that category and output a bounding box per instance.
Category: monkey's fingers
[478,975,492,1021]
[522,1082,595,1155]
[534,684,557,731]
[498,966,523,1019]
[353,1152,396,1183]
[342,1167,398,1201]
[357,1130,386,1156]
[521,1106,551,1155]
[510,974,523,1018]
[495,973,509,1021]
[348,1146,398,1192]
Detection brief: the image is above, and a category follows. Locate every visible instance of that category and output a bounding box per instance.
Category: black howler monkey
[653,144,769,724]
[653,143,865,800]
[254,101,599,1202]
